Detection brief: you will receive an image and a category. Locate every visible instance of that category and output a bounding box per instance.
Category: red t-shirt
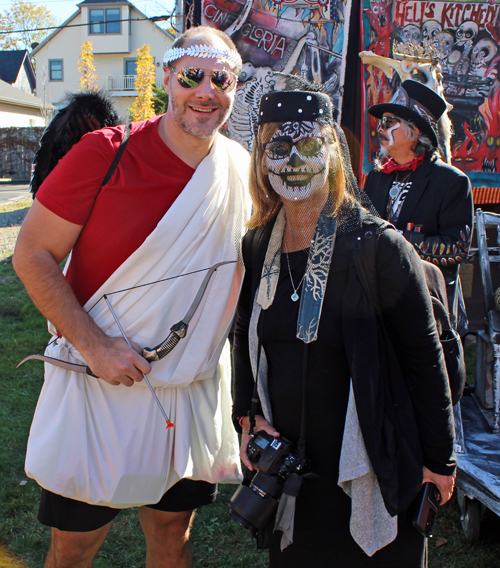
[36,115,195,306]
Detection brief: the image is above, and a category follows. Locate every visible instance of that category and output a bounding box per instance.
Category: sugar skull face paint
[264,121,328,202]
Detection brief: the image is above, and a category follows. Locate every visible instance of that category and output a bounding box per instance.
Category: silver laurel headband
[163,44,242,68]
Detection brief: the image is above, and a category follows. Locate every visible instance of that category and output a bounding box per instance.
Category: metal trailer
[454,209,500,543]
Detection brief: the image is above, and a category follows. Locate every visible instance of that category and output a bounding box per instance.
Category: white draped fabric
[25,133,250,507]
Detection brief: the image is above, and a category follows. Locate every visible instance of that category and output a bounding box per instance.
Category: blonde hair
[247,121,353,229]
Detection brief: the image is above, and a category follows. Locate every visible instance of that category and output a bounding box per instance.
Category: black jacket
[233,206,456,516]
[364,154,473,286]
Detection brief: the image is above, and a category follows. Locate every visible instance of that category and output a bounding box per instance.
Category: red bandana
[380,155,425,174]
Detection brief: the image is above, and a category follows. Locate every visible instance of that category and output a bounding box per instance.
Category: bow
[141,261,232,361]
[17,260,235,427]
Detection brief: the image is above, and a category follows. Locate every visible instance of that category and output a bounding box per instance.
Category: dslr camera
[229,430,310,536]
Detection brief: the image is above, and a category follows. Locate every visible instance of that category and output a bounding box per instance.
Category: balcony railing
[108,75,136,91]
[107,75,164,92]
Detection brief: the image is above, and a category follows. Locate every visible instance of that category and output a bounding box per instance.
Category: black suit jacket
[363,154,473,285]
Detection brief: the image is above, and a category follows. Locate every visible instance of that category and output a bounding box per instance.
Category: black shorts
[38,479,217,532]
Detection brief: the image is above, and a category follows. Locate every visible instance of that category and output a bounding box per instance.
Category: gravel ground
[0,197,31,262]
[0,207,30,228]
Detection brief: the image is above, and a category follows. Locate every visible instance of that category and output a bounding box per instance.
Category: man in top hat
[364,80,473,333]
[13,26,248,568]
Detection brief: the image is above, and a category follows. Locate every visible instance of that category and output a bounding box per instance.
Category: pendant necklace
[389,170,413,198]
[284,233,308,302]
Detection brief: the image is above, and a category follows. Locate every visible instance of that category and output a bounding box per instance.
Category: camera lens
[229,471,284,535]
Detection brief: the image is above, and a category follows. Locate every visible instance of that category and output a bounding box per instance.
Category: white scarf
[25,133,250,507]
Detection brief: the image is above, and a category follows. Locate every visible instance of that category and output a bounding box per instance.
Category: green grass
[0,199,499,567]
[464,339,476,385]
[429,492,500,567]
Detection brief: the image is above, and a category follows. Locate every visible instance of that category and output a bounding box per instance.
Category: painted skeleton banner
[360,0,500,202]
[201,0,352,151]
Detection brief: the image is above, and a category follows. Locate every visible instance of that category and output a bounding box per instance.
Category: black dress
[236,248,427,568]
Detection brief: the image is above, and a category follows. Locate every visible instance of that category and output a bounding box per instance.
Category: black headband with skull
[258,91,333,125]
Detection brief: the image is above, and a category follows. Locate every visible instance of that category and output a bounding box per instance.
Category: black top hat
[368,80,447,147]
[258,90,333,125]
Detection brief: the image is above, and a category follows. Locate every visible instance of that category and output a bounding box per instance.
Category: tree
[137,0,175,32]
[78,41,99,91]
[152,83,168,115]
[0,0,56,51]
[130,44,155,121]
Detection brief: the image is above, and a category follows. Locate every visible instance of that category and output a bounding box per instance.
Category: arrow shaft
[103,295,172,425]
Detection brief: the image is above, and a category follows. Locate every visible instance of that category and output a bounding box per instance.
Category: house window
[89,8,121,34]
[125,59,137,76]
[49,60,63,81]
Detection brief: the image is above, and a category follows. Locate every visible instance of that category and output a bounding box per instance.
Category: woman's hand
[422,465,456,505]
[239,415,280,471]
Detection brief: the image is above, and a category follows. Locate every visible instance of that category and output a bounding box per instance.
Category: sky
[0,0,177,25]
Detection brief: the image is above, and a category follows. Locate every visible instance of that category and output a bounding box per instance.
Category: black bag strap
[88,123,132,214]
[102,122,132,187]
[354,222,391,316]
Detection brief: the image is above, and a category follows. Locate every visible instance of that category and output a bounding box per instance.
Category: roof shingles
[0,51,27,84]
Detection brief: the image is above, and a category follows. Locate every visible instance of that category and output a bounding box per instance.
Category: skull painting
[422,20,442,47]
[401,24,422,44]
[470,37,498,78]
[263,121,329,202]
[436,30,454,59]
[455,21,478,47]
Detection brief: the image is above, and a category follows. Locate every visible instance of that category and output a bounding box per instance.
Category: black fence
[0,127,44,181]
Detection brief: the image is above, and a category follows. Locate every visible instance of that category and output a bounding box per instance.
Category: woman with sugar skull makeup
[232,90,456,567]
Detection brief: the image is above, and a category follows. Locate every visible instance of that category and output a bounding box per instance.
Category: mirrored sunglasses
[377,116,402,130]
[174,66,238,93]
[263,137,325,160]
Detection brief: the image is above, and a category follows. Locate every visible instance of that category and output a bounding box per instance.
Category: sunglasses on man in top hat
[376,116,403,131]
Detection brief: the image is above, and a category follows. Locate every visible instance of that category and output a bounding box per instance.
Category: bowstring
[86,262,236,314]
[29,262,237,357]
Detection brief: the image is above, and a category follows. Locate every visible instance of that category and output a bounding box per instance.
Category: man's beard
[169,97,232,139]
[378,145,390,159]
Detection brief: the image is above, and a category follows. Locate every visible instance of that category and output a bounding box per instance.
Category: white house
[31,0,175,119]
[0,79,55,127]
